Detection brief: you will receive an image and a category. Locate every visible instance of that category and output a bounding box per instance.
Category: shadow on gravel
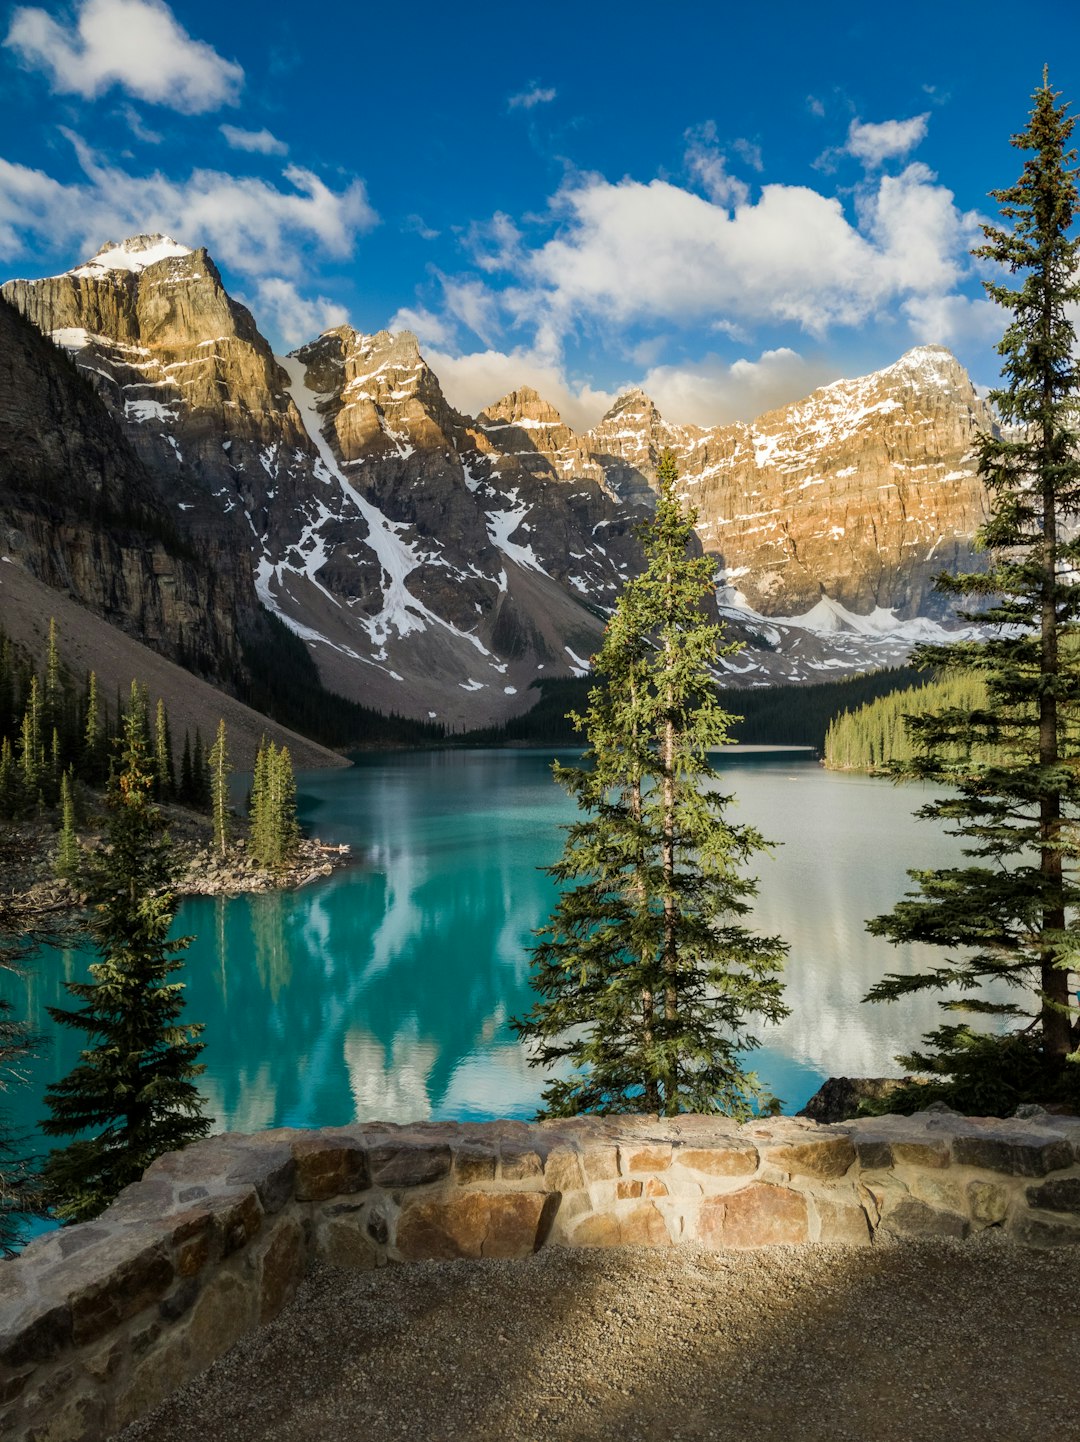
[115,1237,1080,1442]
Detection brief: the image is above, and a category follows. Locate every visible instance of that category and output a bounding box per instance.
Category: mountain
[2,234,994,724]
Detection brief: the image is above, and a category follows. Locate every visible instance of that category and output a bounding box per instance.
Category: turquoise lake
[5,748,969,1143]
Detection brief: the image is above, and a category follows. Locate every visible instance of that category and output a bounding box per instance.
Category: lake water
[5,749,972,1146]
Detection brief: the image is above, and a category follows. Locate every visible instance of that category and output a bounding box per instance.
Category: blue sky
[1,0,1076,428]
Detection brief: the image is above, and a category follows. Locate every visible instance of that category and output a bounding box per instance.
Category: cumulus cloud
[423,344,617,432]
[508,82,556,110]
[4,0,243,113]
[388,305,458,350]
[639,349,840,426]
[249,277,348,347]
[220,124,287,156]
[461,163,981,345]
[902,291,1002,348]
[846,113,930,168]
[0,134,377,277]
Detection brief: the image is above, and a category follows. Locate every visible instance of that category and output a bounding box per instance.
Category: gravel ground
[115,1233,1080,1442]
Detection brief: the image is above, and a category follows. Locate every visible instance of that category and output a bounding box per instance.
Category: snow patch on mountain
[68,235,193,278]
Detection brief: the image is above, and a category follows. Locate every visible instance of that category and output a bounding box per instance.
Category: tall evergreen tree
[40,706,212,1222]
[514,451,788,1118]
[208,719,230,858]
[153,699,175,802]
[54,769,81,883]
[248,739,299,869]
[867,76,1080,1102]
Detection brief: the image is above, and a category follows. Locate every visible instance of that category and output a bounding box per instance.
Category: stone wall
[4,1107,1080,1441]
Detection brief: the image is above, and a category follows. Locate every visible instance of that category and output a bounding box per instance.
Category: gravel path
[115,1233,1079,1442]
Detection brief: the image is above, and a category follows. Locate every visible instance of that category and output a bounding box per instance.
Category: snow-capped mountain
[1,234,995,722]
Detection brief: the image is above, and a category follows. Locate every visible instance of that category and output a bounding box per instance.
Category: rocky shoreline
[2,808,352,934]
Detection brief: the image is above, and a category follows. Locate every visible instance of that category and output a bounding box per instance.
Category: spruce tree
[248,739,299,869]
[153,699,175,801]
[866,75,1080,1105]
[208,719,230,858]
[54,769,80,883]
[40,706,212,1222]
[514,451,789,1118]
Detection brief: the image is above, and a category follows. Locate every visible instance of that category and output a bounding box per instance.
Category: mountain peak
[479,386,565,430]
[69,234,193,279]
[599,388,664,426]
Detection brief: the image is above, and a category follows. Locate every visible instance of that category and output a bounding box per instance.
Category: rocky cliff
[0,292,240,675]
[2,234,996,723]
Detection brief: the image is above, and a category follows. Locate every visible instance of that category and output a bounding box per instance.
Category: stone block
[367,1142,451,1189]
[619,1144,672,1174]
[24,1383,102,1442]
[1009,1210,1080,1248]
[645,1178,669,1198]
[616,1180,643,1199]
[316,1217,381,1270]
[113,1325,197,1433]
[206,1188,263,1257]
[951,1132,1073,1177]
[543,1149,584,1192]
[0,1298,73,1369]
[255,1216,307,1323]
[571,1203,672,1249]
[852,1137,894,1170]
[39,1230,176,1347]
[673,1145,758,1179]
[967,1181,1009,1227]
[815,1197,873,1246]
[396,1191,556,1260]
[292,1135,371,1201]
[909,1173,967,1214]
[184,1268,258,1374]
[1025,1177,1080,1214]
[763,1135,856,1179]
[698,1185,810,1249]
[499,1145,544,1181]
[451,1145,497,1185]
[580,1146,619,1182]
[224,1144,296,1215]
[891,1141,950,1169]
[882,1199,969,1240]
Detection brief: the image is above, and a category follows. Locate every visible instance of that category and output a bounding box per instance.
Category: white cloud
[120,104,161,143]
[0,135,377,278]
[388,305,458,350]
[902,292,1002,349]
[403,213,439,241]
[4,0,243,113]
[249,277,348,347]
[846,113,930,168]
[220,124,287,156]
[423,344,617,432]
[465,164,980,345]
[639,349,839,426]
[508,83,556,110]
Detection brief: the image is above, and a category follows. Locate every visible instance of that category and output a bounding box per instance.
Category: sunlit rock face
[3,232,995,720]
[3,240,642,725]
[0,289,241,674]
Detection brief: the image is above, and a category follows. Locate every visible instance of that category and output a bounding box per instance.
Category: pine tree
[40,706,212,1222]
[82,671,106,785]
[54,769,80,883]
[208,719,230,858]
[513,451,789,1119]
[153,699,174,802]
[248,739,300,869]
[866,75,1080,1105]
[179,730,193,805]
